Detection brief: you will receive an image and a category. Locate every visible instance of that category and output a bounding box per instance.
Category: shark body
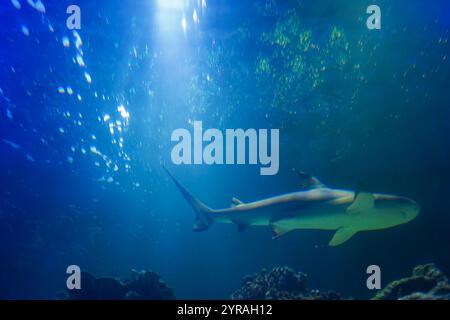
[165,168,420,246]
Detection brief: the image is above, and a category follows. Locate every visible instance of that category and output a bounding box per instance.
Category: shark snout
[403,200,420,221]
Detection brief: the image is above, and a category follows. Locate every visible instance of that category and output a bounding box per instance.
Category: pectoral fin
[347,191,375,215]
[329,228,357,246]
[270,224,293,239]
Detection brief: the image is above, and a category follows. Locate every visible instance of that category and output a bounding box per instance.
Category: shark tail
[164,167,213,231]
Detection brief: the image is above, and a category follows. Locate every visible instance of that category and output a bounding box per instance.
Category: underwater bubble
[73,31,82,49]
[62,37,70,47]
[181,16,187,32]
[67,156,74,164]
[90,146,100,155]
[59,127,65,134]
[27,0,45,13]
[193,9,199,24]
[81,148,86,154]
[77,94,82,101]
[21,25,30,36]
[48,23,54,32]
[76,54,85,67]
[26,154,35,162]
[106,177,114,183]
[103,114,110,122]
[2,140,21,149]
[202,0,206,9]
[6,109,13,119]
[57,86,65,94]
[117,105,130,120]
[34,0,45,13]
[84,72,92,84]
[66,86,74,95]
[11,0,21,9]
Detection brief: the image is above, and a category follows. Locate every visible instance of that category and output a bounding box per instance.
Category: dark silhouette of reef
[231,266,342,300]
[58,263,450,300]
[60,269,175,300]
[373,263,450,300]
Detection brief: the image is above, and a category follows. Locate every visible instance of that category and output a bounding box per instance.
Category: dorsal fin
[231,197,244,207]
[298,172,325,189]
[346,191,375,215]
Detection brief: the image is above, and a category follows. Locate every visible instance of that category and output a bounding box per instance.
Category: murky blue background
[0,0,449,299]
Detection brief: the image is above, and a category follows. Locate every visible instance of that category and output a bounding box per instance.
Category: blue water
[0,0,450,299]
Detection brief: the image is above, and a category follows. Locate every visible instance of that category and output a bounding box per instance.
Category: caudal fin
[163,167,213,231]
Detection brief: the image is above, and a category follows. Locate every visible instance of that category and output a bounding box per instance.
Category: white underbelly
[274,210,350,231]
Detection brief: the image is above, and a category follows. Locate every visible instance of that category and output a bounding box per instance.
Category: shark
[164,168,420,246]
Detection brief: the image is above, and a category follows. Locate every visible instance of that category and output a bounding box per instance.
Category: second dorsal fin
[231,197,244,207]
[298,172,325,189]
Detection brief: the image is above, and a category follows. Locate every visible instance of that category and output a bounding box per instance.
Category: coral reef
[373,263,450,300]
[231,266,342,300]
[59,263,450,300]
[62,269,175,300]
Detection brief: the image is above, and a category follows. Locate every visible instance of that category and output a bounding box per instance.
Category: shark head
[401,198,421,222]
[375,195,420,224]
[329,191,420,246]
